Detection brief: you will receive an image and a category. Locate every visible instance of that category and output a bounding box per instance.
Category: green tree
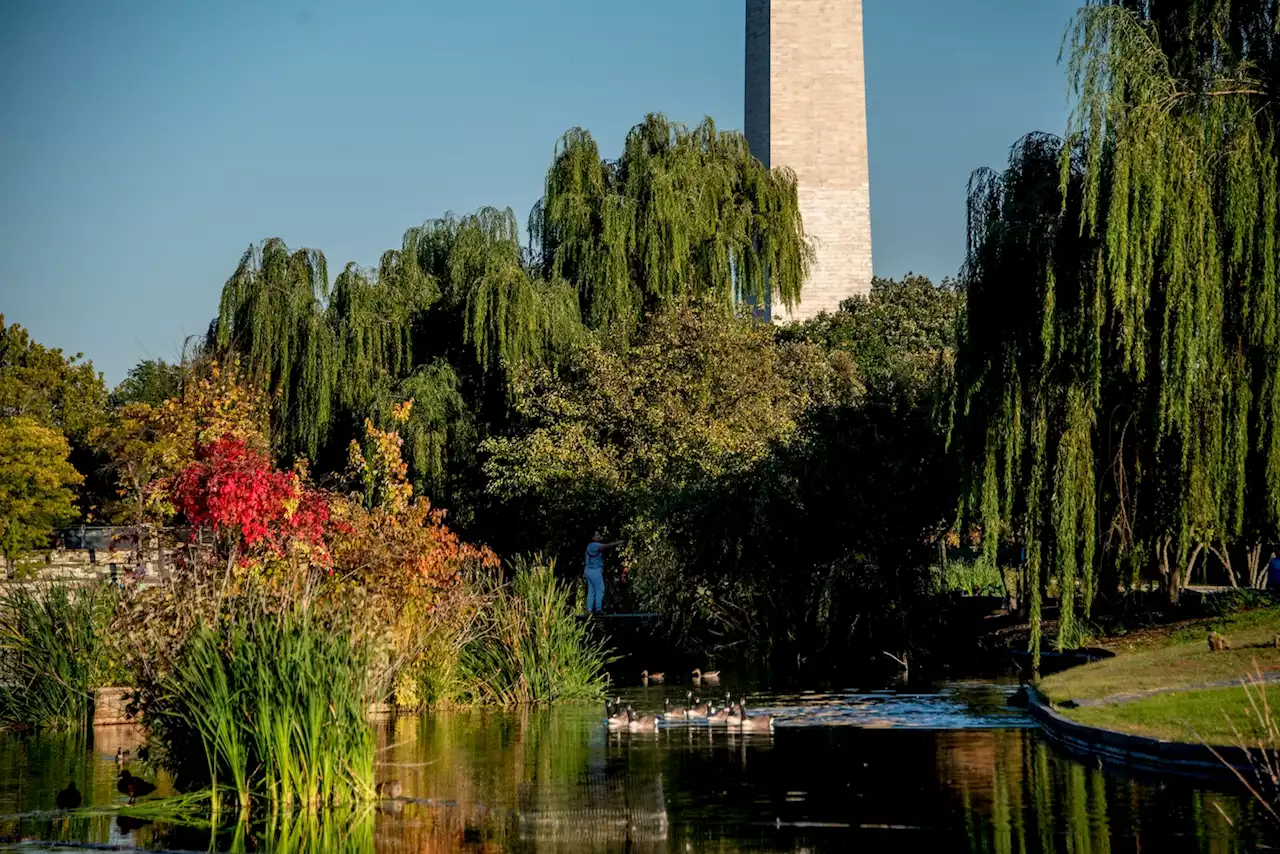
[533,115,812,333]
[0,418,83,564]
[482,301,856,564]
[954,0,1280,658]
[112,359,183,406]
[790,274,962,386]
[634,278,962,658]
[90,403,178,524]
[0,316,107,443]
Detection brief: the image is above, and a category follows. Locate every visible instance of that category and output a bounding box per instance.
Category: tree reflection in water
[0,700,1270,852]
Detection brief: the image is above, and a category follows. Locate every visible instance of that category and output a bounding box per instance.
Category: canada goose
[605,698,629,727]
[738,702,775,733]
[641,670,665,684]
[626,704,661,732]
[692,668,721,683]
[725,700,746,727]
[116,770,156,805]
[707,703,732,724]
[376,780,403,799]
[685,691,710,720]
[56,781,81,810]
[664,697,690,721]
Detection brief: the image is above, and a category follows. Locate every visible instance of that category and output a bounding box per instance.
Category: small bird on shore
[692,668,720,684]
[375,780,403,799]
[641,670,665,685]
[115,747,130,768]
[56,782,82,810]
[626,704,661,732]
[117,770,156,805]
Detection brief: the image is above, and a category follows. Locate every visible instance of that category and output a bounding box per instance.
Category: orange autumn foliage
[332,403,498,621]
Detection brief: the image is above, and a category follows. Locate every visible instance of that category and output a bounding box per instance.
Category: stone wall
[745,0,874,321]
[3,530,183,594]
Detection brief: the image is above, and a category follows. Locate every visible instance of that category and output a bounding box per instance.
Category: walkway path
[1060,671,1280,708]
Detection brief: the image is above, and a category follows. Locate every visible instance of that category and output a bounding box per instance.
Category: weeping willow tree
[216,238,336,459]
[410,207,582,374]
[955,0,1280,658]
[212,112,812,515]
[532,114,813,335]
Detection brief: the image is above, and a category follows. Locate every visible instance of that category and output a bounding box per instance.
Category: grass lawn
[1039,605,1280,706]
[1068,685,1273,744]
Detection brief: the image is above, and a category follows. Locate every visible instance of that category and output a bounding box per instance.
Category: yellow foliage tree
[0,417,83,564]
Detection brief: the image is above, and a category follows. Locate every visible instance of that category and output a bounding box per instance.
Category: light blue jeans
[585,569,604,613]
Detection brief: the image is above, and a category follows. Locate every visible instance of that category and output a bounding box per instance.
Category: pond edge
[1027,687,1259,783]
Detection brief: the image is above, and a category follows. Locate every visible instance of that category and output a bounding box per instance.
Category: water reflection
[0,685,1271,852]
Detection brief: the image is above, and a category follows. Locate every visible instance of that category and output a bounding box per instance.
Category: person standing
[584,532,622,614]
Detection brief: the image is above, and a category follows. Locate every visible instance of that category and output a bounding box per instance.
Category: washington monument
[745,0,873,321]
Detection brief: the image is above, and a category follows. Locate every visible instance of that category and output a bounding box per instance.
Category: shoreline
[1027,687,1258,783]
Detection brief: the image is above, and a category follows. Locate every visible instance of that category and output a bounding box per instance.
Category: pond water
[0,680,1272,852]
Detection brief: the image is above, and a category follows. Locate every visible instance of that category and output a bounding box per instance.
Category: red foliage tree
[171,436,331,566]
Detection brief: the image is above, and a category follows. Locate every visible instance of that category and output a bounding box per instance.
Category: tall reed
[159,605,375,811]
[0,583,121,729]
[443,556,612,706]
[1207,662,1280,827]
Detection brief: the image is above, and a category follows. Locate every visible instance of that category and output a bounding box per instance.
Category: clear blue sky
[1,0,1080,385]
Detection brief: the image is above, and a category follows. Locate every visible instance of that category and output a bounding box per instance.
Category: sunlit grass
[1040,606,1280,706]
[1067,686,1262,743]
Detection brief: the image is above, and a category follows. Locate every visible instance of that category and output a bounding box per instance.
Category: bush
[0,583,122,729]
[933,556,1006,598]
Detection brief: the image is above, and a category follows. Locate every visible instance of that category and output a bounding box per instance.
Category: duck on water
[606,693,775,732]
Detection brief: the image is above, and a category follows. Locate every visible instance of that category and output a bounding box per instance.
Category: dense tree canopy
[955,0,1280,656]
[211,114,813,518]
[789,275,963,387]
[482,278,958,660]
[481,302,856,555]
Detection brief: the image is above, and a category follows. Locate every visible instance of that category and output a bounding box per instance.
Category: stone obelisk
[745,0,873,321]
